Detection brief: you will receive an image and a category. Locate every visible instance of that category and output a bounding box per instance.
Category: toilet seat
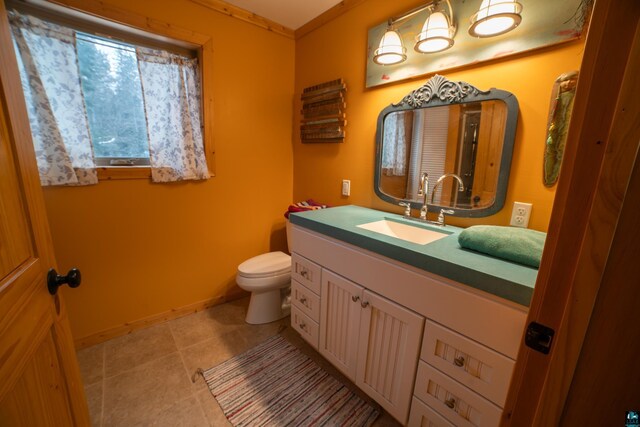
[237,251,291,279]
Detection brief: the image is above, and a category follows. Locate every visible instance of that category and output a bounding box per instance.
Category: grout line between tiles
[101,324,179,380]
[167,319,204,392]
[194,391,216,427]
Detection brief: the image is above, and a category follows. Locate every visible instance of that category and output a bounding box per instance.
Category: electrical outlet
[510,202,532,228]
[341,179,351,196]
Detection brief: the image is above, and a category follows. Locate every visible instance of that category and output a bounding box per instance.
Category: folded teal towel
[458,225,546,268]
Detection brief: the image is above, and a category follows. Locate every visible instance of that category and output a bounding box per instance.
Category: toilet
[236,221,292,324]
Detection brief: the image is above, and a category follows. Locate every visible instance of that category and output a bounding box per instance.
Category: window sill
[97,167,151,181]
[96,167,215,181]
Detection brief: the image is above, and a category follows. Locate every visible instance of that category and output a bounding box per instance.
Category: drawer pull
[361,300,370,308]
[444,398,456,409]
[300,270,309,278]
[299,296,307,304]
[299,321,306,331]
[351,295,360,302]
[453,356,465,367]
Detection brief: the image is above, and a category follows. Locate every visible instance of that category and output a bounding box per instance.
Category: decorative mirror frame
[374,75,519,218]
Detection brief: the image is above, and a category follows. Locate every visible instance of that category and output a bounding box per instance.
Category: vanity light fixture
[414,0,456,54]
[469,0,523,38]
[373,25,407,65]
[373,0,456,66]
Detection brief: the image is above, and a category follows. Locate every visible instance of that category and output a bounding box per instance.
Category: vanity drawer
[291,304,319,349]
[414,361,502,427]
[421,320,515,407]
[408,396,455,427]
[291,253,321,295]
[291,279,320,322]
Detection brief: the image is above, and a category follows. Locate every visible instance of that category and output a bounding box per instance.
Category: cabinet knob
[299,321,306,330]
[351,295,360,302]
[299,296,307,304]
[444,398,456,409]
[453,356,465,367]
[360,300,370,308]
[300,270,308,278]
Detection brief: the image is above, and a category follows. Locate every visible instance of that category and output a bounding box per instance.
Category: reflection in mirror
[375,75,519,217]
[380,101,507,209]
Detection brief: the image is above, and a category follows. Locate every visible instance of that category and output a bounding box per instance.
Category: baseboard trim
[74,291,249,349]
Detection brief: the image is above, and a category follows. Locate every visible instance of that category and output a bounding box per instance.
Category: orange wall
[293,0,585,231]
[43,0,295,340]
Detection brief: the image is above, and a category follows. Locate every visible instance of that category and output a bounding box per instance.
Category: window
[76,33,150,165]
[9,2,213,185]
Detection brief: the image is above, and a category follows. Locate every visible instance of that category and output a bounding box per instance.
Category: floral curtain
[10,12,97,186]
[381,113,408,176]
[136,47,209,182]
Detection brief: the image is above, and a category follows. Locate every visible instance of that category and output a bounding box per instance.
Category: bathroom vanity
[288,205,536,426]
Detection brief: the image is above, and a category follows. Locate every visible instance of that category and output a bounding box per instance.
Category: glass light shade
[374,29,407,65]
[415,10,455,53]
[469,0,522,37]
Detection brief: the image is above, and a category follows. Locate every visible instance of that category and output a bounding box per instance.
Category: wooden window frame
[10,0,215,181]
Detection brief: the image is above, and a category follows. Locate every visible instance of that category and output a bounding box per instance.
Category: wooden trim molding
[295,0,368,39]
[501,0,640,425]
[189,0,294,39]
[51,0,366,41]
[96,167,151,181]
[74,291,248,349]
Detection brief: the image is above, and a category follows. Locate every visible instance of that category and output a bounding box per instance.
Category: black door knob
[47,268,82,295]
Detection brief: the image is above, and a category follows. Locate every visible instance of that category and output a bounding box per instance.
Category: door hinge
[525,321,555,354]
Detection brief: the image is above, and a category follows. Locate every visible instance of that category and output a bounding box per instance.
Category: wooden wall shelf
[300,78,346,143]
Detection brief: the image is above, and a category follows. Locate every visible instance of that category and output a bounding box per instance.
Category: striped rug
[202,335,380,426]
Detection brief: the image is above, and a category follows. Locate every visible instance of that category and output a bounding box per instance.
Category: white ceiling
[221,0,343,30]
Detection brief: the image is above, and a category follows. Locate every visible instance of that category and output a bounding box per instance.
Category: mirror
[374,75,519,217]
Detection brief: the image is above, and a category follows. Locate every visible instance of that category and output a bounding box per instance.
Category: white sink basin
[356,219,449,245]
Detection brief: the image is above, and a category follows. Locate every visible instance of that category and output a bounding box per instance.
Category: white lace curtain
[10,12,98,186]
[9,12,209,186]
[136,48,209,182]
[382,113,408,176]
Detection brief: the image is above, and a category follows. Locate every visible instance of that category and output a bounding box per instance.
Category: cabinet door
[356,290,425,424]
[319,270,363,381]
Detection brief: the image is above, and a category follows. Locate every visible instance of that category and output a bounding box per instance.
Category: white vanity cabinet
[319,270,424,423]
[290,254,322,349]
[319,270,362,380]
[289,224,528,426]
[354,289,424,423]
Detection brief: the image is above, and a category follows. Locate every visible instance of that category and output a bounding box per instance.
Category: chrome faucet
[417,172,429,220]
[430,173,465,226]
[398,201,411,218]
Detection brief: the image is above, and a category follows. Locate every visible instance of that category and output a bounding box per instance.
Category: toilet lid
[238,251,291,278]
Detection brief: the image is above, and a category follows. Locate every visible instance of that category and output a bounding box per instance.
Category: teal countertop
[289,205,537,307]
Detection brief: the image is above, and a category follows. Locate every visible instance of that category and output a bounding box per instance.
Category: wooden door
[502,0,640,425]
[356,289,424,425]
[471,100,506,208]
[319,270,362,381]
[0,0,90,425]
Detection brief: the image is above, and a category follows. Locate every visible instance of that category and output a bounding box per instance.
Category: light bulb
[469,0,522,38]
[374,29,407,65]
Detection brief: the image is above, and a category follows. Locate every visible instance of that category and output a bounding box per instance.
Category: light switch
[341,179,350,196]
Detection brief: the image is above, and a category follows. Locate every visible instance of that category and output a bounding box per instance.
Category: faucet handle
[399,202,411,217]
[438,209,455,225]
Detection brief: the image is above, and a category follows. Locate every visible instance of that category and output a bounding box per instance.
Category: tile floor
[77,297,401,426]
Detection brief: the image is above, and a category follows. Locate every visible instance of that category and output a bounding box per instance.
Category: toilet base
[245,287,290,324]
